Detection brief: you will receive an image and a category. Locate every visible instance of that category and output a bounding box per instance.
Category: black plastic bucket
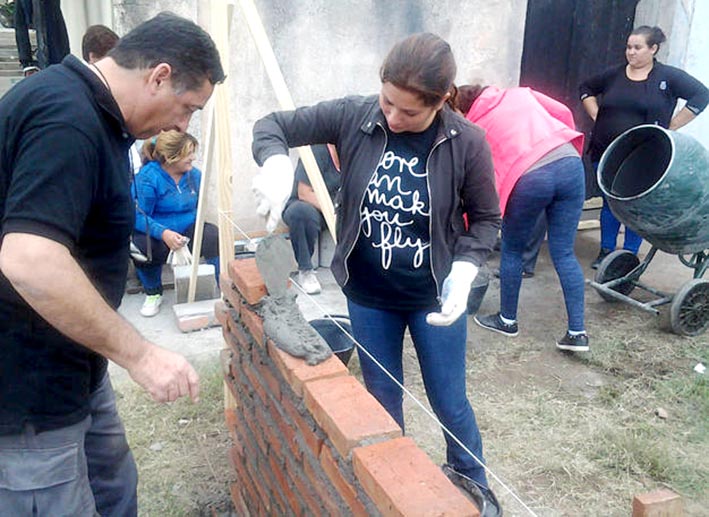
[308,315,355,366]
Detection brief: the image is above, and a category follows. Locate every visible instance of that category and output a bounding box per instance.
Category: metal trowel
[255,235,297,298]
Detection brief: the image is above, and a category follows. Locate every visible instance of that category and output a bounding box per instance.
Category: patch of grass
[115,359,235,516]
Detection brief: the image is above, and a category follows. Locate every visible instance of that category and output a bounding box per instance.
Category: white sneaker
[140,294,162,317]
[298,270,321,295]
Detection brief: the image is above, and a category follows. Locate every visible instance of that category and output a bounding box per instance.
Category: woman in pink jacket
[457,85,589,351]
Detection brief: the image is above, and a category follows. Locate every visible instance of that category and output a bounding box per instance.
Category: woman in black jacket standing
[580,25,709,268]
[252,33,501,514]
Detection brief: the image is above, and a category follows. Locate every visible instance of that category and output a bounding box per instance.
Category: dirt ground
[115,226,708,516]
[399,228,708,516]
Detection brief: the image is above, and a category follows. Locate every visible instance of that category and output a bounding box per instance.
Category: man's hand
[252,154,294,233]
[0,233,199,404]
[127,343,200,403]
[426,261,479,326]
[162,229,188,250]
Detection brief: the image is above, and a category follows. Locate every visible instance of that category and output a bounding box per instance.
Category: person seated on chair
[132,130,220,317]
[282,143,341,295]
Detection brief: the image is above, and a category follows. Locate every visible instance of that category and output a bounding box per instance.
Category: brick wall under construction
[217,257,478,516]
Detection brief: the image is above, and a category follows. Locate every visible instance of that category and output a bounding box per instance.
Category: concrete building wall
[676,1,709,148]
[230,0,526,234]
[62,0,113,60]
[108,0,527,235]
[635,0,709,148]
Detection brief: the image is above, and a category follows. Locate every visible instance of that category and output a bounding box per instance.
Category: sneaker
[474,313,519,337]
[22,65,40,77]
[556,332,590,352]
[441,464,503,517]
[591,248,613,269]
[140,294,162,317]
[298,270,321,295]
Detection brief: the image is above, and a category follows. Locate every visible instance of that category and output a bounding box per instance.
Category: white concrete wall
[226,0,527,234]
[635,0,709,148]
[106,0,527,235]
[62,0,113,60]
[678,1,709,149]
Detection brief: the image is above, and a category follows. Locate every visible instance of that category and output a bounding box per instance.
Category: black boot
[591,248,613,269]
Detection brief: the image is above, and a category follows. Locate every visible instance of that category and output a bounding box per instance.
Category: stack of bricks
[217,257,478,516]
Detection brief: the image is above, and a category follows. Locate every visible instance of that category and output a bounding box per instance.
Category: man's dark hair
[108,12,225,92]
[82,24,120,62]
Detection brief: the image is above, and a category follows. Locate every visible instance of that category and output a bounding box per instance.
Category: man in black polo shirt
[0,13,224,516]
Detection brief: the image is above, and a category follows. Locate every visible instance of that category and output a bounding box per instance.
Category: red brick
[303,455,344,515]
[320,445,369,516]
[241,305,265,347]
[243,406,269,456]
[229,482,250,517]
[252,347,282,402]
[230,413,255,460]
[223,409,244,456]
[228,258,268,305]
[353,437,478,517]
[282,395,322,457]
[228,447,260,514]
[246,457,273,514]
[268,454,303,516]
[220,273,243,315]
[632,489,683,517]
[260,454,287,515]
[268,339,348,396]
[253,407,282,458]
[286,456,321,513]
[259,410,284,459]
[243,362,268,407]
[274,406,302,461]
[304,376,402,458]
[214,299,229,327]
[230,320,253,350]
[222,327,243,359]
[267,450,291,500]
[176,314,211,333]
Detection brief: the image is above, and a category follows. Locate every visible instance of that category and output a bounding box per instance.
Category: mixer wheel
[594,250,640,302]
[670,279,709,336]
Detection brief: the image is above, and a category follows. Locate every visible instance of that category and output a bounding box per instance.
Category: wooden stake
[238,0,337,242]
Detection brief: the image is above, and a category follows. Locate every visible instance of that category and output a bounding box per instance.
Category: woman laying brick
[251,33,502,515]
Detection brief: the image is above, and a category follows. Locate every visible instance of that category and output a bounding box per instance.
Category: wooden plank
[238,0,337,243]
[211,1,236,278]
[187,100,214,303]
[583,197,603,210]
[578,219,600,231]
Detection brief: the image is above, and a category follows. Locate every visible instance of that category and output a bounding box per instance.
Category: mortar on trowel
[255,235,352,366]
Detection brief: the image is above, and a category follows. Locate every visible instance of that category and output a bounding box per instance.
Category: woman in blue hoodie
[132,130,219,316]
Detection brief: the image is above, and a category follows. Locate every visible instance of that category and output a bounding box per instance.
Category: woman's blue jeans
[347,299,488,487]
[500,156,586,332]
[600,199,643,253]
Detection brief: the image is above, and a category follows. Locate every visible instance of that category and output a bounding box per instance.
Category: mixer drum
[598,125,709,255]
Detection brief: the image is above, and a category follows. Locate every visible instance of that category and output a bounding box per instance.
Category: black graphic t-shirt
[344,119,439,310]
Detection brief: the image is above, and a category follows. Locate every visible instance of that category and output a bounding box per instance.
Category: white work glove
[251,154,294,233]
[426,261,479,326]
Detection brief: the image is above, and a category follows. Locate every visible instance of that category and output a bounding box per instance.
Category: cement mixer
[589,124,709,336]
